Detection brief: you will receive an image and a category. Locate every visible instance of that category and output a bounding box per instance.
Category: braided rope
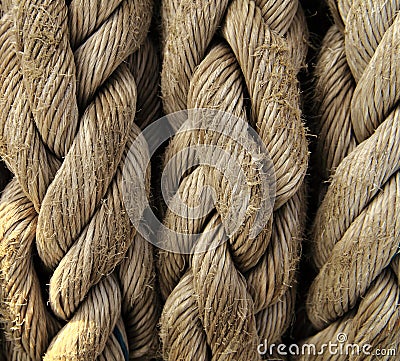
[0,1,159,359]
[298,0,400,359]
[159,0,308,359]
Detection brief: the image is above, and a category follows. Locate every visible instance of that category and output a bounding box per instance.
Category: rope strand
[0,1,159,359]
[297,1,400,359]
[159,0,308,359]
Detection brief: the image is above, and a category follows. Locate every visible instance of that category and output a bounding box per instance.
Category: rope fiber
[0,1,159,359]
[158,0,308,359]
[296,1,400,359]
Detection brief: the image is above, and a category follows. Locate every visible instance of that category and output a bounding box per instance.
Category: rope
[159,0,308,359]
[118,38,161,361]
[5,1,397,359]
[298,0,400,358]
[0,1,159,359]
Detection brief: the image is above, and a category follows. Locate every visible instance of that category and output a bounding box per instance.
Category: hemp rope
[159,0,308,359]
[0,1,159,360]
[297,0,400,359]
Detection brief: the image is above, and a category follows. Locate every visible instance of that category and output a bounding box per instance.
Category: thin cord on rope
[0,1,159,360]
[296,1,400,359]
[158,0,308,359]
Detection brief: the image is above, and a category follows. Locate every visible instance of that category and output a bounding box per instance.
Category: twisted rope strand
[159,0,308,359]
[299,0,400,359]
[0,179,59,360]
[0,0,158,359]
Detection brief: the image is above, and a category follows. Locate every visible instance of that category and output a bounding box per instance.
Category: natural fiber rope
[117,38,161,360]
[0,1,159,360]
[159,0,308,359]
[297,0,400,359]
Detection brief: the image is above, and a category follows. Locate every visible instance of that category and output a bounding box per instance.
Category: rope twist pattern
[298,1,400,358]
[159,0,308,359]
[0,1,160,359]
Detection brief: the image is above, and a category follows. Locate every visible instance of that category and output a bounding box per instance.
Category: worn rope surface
[159,0,308,359]
[0,1,159,360]
[297,0,400,359]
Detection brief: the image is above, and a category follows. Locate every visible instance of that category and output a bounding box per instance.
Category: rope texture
[159,0,308,359]
[0,1,159,360]
[297,0,400,359]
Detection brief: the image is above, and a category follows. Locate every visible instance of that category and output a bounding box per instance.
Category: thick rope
[0,1,159,360]
[0,179,60,360]
[297,1,400,359]
[117,38,161,361]
[159,0,308,359]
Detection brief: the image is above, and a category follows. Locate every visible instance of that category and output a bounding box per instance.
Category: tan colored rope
[298,0,400,359]
[0,179,60,360]
[159,0,308,359]
[0,1,159,360]
[117,38,161,360]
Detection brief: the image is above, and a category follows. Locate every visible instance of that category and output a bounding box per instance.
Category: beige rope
[0,1,159,360]
[117,38,161,361]
[0,179,60,360]
[298,0,400,359]
[159,0,308,359]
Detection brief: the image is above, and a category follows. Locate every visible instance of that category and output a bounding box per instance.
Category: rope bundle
[1,0,397,360]
[0,1,159,360]
[159,0,308,359]
[297,0,400,358]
